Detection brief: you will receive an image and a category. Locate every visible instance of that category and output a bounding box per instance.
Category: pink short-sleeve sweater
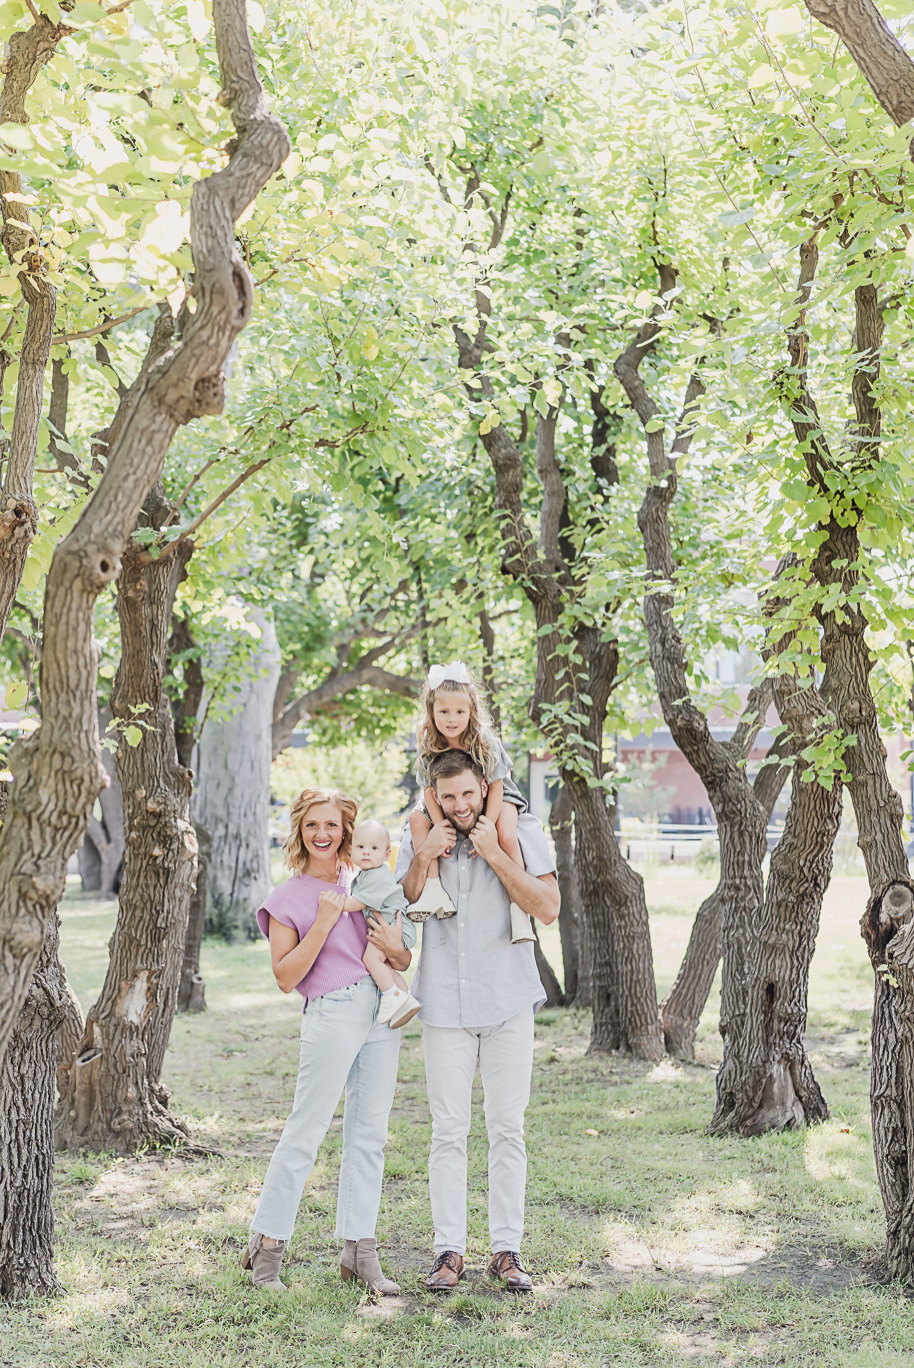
[257,871,369,1008]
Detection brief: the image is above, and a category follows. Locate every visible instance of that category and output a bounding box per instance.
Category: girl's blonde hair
[416,673,498,778]
[284,787,359,875]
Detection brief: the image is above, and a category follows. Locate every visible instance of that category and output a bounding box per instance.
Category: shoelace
[493,1251,524,1273]
[431,1251,461,1273]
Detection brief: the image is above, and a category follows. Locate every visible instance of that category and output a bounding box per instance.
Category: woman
[242,787,412,1294]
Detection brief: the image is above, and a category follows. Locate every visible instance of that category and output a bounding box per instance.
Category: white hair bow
[427,661,470,690]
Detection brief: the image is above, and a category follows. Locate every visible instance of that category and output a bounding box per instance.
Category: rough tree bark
[804,0,914,130]
[55,969,84,1103]
[57,482,200,1153]
[76,713,124,898]
[550,781,581,1003]
[169,613,208,1011]
[0,15,67,644]
[178,823,210,1013]
[0,0,289,1067]
[616,264,777,1097]
[195,610,280,940]
[709,609,841,1135]
[453,271,662,1056]
[781,232,913,1274]
[0,0,288,1294]
[0,911,67,1298]
[623,264,841,1127]
[661,737,792,1059]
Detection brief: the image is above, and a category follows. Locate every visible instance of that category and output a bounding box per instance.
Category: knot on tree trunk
[160,371,226,424]
[862,879,914,962]
[0,498,37,545]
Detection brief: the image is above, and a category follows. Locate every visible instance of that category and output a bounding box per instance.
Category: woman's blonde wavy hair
[416,672,498,779]
[283,787,359,875]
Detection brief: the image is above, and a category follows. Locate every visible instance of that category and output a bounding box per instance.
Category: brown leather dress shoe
[489,1250,532,1292]
[425,1251,465,1291]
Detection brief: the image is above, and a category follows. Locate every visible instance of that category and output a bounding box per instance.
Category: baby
[341,820,421,1029]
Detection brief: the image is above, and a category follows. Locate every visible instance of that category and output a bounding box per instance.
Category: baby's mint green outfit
[351,866,417,950]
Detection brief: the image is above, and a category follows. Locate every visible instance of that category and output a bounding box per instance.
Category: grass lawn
[6,867,909,1367]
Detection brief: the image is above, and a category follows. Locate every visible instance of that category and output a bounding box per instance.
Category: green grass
[6,870,908,1367]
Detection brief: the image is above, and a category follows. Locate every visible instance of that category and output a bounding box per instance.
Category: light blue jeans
[251,977,400,1243]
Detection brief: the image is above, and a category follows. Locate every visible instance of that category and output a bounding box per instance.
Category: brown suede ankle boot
[340,1237,400,1295]
[241,1232,288,1291]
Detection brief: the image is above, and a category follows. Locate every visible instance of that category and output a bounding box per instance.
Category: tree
[0,13,67,643]
[660,749,791,1059]
[193,609,280,942]
[0,0,288,1292]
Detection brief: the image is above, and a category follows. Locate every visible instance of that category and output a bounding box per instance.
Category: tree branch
[804,0,914,128]
[51,307,147,347]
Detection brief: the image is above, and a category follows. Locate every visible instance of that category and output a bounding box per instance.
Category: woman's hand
[315,890,347,932]
[366,911,411,970]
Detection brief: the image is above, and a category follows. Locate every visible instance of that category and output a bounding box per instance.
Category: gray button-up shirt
[394,813,556,1029]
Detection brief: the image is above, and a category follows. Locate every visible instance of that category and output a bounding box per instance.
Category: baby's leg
[409,809,438,878]
[363,941,395,992]
[363,942,408,993]
[495,803,524,869]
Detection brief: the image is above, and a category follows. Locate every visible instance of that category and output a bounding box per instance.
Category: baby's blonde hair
[416,672,498,778]
[353,819,391,847]
[284,787,359,874]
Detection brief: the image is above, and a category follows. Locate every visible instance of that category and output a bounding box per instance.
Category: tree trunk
[56,515,199,1153]
[709,760,839,1136]
[55,967,84,1103]
[76,716,124,897]
[661,883,725,1060]
[866,882,914,1282]
[780,236,912,1271]
[178,822,210,1013]
[195,611,280,941]
[572,829,593,1010]
[0,16,66,646]
[451,184,662,1061]
[0,912,66,1298]
[661,739,793,1059]
[707,600,842,1136]
[0,0,290,1075]
[803,0,914,130]
[533,923,564,1007]
[494,411,662,1058]
[617,269,781,1098]
[570,778,661,1055]
[550,782,580,1003]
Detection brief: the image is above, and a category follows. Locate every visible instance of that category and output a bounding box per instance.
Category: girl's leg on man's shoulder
[336,994,402,1240]
[252,986,374,1242]
[494,801,524,868]
[409,808,438,879]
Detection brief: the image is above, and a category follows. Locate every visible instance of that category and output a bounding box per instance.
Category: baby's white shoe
[378,987,422,1028]
[407,876,456,922]
[509,902,535,944]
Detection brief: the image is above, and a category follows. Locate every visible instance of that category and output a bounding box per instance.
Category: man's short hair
[428,749,486,790]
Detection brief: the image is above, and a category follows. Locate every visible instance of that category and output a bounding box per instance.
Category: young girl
[407,661,534,943]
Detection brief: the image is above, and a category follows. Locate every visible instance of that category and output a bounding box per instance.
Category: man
[395,749,560,1293]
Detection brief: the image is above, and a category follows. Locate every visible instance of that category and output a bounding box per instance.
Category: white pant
[423,1009,534,1255]
[251,978,399,1243]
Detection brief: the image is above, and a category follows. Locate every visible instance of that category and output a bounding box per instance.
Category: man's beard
[446,800,484,833]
